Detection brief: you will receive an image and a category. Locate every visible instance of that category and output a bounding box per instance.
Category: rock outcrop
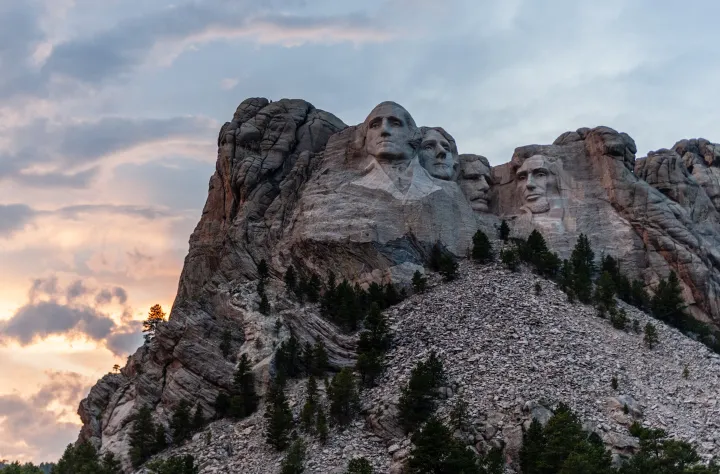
[76,97,720,472]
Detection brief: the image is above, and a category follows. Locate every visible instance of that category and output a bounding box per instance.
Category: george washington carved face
[515,155,559,214]
[364,102,417,164]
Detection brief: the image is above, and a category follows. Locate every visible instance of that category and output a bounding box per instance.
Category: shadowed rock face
[77,98,720,471]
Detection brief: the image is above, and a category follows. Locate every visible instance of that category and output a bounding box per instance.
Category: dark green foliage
[405,416,496,474]
[644,323,659,349]
[384,282,402,307]
[620,422,718,473]
[630,280,649,310]
[265,379,294,451]
[170,400,192,444]
[534,282,542,295]
[300,376,318,433]
[501,246,520,272]
[129,405,161,468]
[316,407,329,442]
[276,335,304,378]
[651,271,686,327]
[429,242,444,272]
[515,230,560,277]
[633,319,641,333]
[280,439,306,474]
[284,265,297,293]
[520,419,546,474]
[191,405,205,432]
[412,270,428,293]
[154,424,167,451]
[472,230,493,263]
[356,303,392,386]
[53,442,122,474]
[611,376,618,390]
[610,308,628,330]
[259,291,270,315]
[306,272,322,303]
[520,403,615,474]
[213,392,230,418]
[594,271,616,313]
[570,234,595,303]
[398,351,446,433]
[2,462,45,474]
[683,366,690,379]
[499,220,510,241]
[312,341,330,376]
[450,393,470,433]
[257,259,269,279]
[439,254,459,281]
[228,353,258,418]
[146,455,199,474]
[346,457,374,474]
[328,368,360,426]
[219,329,232,358]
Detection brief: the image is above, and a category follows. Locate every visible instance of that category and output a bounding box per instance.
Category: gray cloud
[0,204,36,237]
[11,168,100,189]
[66,280,90,301]
[105,320,144,357]
[0,371,92,463]
[1,301,116,345]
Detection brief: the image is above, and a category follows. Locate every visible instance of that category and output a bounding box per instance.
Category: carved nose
[436,149,446,160]
[478,176,490,191]
[526,175,536,189]
[380,120,392,136]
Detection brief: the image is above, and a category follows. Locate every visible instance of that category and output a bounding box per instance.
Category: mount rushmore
[76,97,720,470]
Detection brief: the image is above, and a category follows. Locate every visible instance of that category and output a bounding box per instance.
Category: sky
[0,0,719,464]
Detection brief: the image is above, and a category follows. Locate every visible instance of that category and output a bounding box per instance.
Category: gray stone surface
[75,98,720,472]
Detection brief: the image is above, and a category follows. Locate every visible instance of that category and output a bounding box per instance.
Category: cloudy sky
[0,0,718,464]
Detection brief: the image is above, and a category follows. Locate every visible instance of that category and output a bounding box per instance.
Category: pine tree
[384,282,402,307]
[501,246,520,272]
[412,270,428,293]
[280,439,306,474]
[519,419,546,474]
[170,400,192,444]
[306,273,322,303]
[265,379,293,451]
[257,259,269,280]
[154,423,167,451]
[398,354,445,433]
[229,353,258,418]
[429,241,444,272]
[300,376,318,433]
[594,271,616,313]
[54,442,104,474]
[146,455,198,474]
[259,291,270,315]
[472,229,493,263]
[644,323,659,349]
[219,329,232,358]
[651,271,686,328]
[346,457,374,474]
[316,407,329,443]
[312,341,329,376]
[328,368,360,426]
[356,304,392,386]
[570,234,595,303]
[191,405,205,432]
[499,220,510,241]
[630,279,649,310]
[450,393,469,433]
[129,405,158,468]
[143,304,166,342]
[405,416,480,474]
[284,265,297,293]
[439,254,459,281]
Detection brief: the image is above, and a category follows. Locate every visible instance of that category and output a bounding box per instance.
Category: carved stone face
[364,102,415,163]
[419,129,456,180]
[458,158,492,213]
[516,155,555,214]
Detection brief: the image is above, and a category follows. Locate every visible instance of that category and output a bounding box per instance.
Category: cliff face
[77,98,720,471]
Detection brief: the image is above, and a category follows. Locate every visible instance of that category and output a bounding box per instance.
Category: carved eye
[423,143,433,150]
[517,174,527,181]
[536,171,547,177]
[389,118,402,127]
[369,120,380,129]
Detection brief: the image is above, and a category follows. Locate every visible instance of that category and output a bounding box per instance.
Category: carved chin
[524,198,550,214]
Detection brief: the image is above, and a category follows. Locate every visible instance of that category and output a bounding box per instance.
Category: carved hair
[419,126,459,156]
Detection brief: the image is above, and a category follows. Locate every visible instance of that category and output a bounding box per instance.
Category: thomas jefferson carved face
[364,102,416,164]
[458,157,492,213]
[515,155,556,214]
[419,129,456,180]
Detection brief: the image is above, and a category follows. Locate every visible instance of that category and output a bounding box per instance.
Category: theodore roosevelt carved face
[458,155,492,213]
